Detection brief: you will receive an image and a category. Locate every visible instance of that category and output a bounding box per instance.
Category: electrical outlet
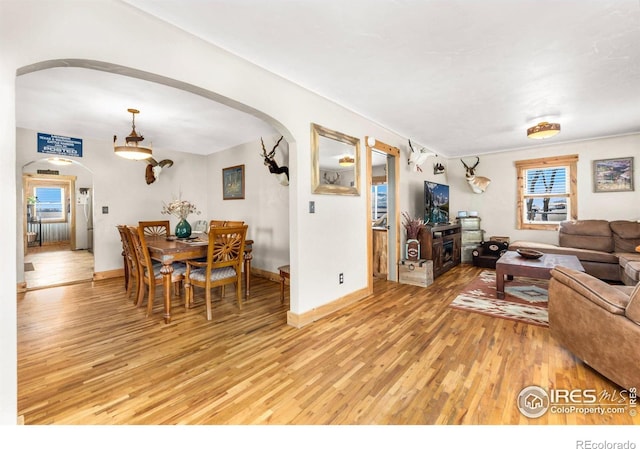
[339,273,344,284]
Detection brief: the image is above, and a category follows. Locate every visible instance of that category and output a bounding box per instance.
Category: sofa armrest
[550,266,629,314]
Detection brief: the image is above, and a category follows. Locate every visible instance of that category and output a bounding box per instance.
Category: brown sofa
[509,220,640,285]
[549,266,640,390]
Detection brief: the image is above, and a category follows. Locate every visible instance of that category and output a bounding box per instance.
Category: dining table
[145,235,253,323]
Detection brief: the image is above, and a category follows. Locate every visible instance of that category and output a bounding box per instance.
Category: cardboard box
[399,259,434,287]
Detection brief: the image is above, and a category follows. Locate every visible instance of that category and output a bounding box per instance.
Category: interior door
[366,137,400,293]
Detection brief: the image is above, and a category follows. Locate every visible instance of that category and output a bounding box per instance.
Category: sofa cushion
[610,220,640,253]
[624,262,640,283]
[559,220,614,253]
[550,266,628,315]
[625,282,640,325]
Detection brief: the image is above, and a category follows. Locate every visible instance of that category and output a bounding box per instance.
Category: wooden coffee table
[495,251,585,299]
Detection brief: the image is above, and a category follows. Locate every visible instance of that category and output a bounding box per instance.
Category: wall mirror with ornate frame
[311,123,361,195]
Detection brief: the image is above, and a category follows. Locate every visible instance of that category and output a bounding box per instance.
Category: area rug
[24,262,34,272]
[449,270,549,327]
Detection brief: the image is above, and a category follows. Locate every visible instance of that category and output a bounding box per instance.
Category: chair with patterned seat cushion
[184,224,248,320]
[139,220,171,237]
[127,225,186,316]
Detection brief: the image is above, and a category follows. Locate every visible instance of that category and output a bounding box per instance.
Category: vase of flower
[161,196,201,239]
[175,218,192,238]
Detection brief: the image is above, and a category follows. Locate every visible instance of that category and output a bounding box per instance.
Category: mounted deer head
[260,136,289,186]
[408,139,433,172]
[323,172,340,185]
[461,157,491,194]
[144,157,173,185]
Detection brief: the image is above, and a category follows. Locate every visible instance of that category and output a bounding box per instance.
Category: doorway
[366,137,400,294]
[22,161,95,289]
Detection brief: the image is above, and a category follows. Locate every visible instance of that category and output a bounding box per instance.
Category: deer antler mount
[260,136,289,186]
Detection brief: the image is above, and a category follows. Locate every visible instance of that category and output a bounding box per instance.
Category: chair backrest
[209,219,245,229]
[192,220,209,234]
[206,225,248,271]
[127,226,154,278]
[224,220,245,227]
[139,220,170,237]
[117,225,137,271]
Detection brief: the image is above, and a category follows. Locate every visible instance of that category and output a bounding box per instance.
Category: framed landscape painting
[593,157,634,193]
[222,164,245,200]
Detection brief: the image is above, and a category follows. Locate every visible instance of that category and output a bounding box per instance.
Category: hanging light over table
[114,108,153,160]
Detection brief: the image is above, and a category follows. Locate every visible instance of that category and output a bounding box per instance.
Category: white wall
[395,135,640,251]
[207,136,290,273]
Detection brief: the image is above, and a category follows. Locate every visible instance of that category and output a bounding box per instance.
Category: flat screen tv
[424,181,450,224]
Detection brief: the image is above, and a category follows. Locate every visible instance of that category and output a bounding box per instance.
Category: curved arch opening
[16,58,294,296]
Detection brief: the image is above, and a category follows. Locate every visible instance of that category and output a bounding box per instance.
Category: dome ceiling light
[527,121,561,140]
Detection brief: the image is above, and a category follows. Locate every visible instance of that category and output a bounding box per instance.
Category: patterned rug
[449,270,549,327]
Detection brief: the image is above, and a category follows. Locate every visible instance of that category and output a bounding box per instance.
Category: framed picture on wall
[222,164,245,200]
[593,157,634,193]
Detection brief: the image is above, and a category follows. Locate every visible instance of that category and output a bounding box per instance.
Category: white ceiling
[16,0,640,159]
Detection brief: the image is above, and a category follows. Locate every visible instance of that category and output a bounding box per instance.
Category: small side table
[278,265,290,303]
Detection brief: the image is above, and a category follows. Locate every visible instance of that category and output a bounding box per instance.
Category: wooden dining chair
[223,220,245,227]
[116,225,140,300]
[139,220,171,237]
[127,225,186,316]
[191,219,209,234]
[208,220,227,228]
[184,225,248,320]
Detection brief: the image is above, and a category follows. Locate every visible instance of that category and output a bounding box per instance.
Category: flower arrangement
[402,211,427,240]
[161,198,201,220]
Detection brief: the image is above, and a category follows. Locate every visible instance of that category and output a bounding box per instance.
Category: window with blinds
[33,186,67,222]
[515,155,578,230]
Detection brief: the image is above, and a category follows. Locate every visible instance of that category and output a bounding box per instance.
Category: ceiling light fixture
[114,108,153,160]
[339,155,355,167]
[47,157,73,166]
[527,121,561,140]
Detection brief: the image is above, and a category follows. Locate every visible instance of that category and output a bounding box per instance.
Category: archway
[21,157,95,289]
[15,59,295,294]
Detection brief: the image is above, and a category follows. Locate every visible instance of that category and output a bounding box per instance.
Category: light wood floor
[16,264,638,425]
[24,244,94,290]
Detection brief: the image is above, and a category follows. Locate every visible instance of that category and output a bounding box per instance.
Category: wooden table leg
[244,257,252,298]
[280,270,285,303]
[496,266,505,299]
[160,262,174,324]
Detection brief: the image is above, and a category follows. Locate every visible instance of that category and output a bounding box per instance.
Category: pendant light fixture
[527,121,561,140]
[114,108,153,160]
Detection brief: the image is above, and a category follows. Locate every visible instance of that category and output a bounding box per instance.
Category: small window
[33,186,66,222]
[516,155,578,230]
